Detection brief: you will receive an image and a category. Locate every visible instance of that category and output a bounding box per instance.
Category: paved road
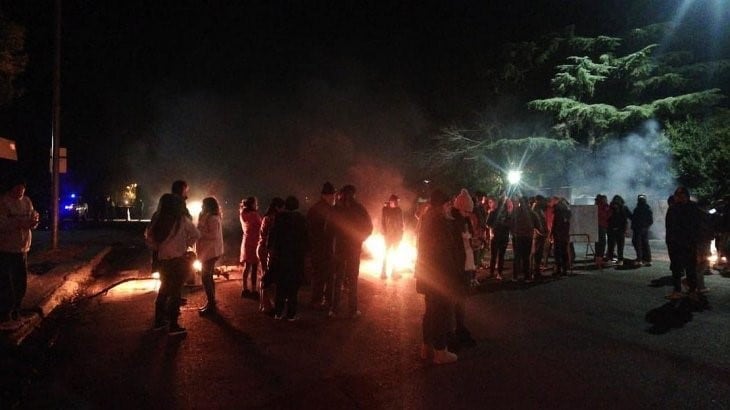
[12,240,730,409]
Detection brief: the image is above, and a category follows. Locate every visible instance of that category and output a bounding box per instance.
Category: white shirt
[0,194,37,253]
[196,213,223,261]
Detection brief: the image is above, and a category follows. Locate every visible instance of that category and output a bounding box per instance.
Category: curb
[5,246,114,347]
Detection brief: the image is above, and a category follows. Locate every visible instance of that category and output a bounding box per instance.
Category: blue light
[70,193,76,199]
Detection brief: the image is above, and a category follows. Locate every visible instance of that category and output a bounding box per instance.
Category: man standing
[329,185,373,319]
[0,177,39,325]
[380,194,404,279]
[631,194,654,266]
[665,187,701,300]
[307,182,336,309]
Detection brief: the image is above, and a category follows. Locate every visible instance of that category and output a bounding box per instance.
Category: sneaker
[168,324,187,335]
[665,291,685,300]
[433,348,458,365]
[495,274,503,281]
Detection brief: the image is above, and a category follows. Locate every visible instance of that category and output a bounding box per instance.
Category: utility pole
[51,0,61,249]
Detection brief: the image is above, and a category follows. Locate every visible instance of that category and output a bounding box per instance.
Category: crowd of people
[136,179,730,364]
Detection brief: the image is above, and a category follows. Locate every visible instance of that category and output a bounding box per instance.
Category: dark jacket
[631,201,653,230]
[666,201,702,248]
[608,204,631,231]
[381,206,404,242]
[415,207,465,299]
[330,199,373,255]
[268,210,308,283]
[306,199,334,257]
[551,201,571,243]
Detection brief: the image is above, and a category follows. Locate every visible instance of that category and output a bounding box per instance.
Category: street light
[507,170,522,185]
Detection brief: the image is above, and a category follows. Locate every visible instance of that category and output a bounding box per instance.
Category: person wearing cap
[415,189,464,364]
[307,182,336,309]
[380,194,404,279]
[329,184,373,319]
[630,194,653,266]
[0,177,39,325]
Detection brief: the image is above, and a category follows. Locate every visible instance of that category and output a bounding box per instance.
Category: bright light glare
[362,232,417,277]
[193,259,202,272]
[188,200,203,219]
[507,170,522,185]
[151,271,160,279]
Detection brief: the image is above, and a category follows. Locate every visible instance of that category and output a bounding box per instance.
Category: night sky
[0,1,685,211]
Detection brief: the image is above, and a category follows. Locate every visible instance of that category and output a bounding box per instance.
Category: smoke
[122,63,427,222]
[566,119,675,237]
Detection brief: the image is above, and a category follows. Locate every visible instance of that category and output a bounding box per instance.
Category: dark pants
[607,228,625,260]
[423,293,452,350]
[489,236,508,274]
[632,227,651,262]
[668,244,697,292]
[331,248,361,315]
[531,236,546,276]
[275,276,301,318]
[310,251,333,306]
[595,227,607,258]
[201,257,219,305]
[512,236,532,279]
[155,257,189,325]
[0,252,28,318]
[554,240,570,273]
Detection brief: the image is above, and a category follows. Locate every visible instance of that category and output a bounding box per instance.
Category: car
[61,194,89,221]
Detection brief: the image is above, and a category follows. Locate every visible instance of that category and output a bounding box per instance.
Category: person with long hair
[196,197,224,315]
[146,193,200,335]
[239,196,262,298]
[257,197,285,313]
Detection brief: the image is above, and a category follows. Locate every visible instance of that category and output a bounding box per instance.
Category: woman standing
[239,196,262,298]
[146,193,200,335]
[196,197,224,315]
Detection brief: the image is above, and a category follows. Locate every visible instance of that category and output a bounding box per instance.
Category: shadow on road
[644,296,710,335]
[648,275,674,287]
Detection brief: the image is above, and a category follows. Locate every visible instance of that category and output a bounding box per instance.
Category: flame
[362,232,417,277]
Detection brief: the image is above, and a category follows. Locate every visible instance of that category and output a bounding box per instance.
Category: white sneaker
[433,348,458,364]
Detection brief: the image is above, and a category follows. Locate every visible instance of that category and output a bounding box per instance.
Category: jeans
[331,248,362,315]
[423,293,452,350]
[632,227,651,262]
[155,257,189,325]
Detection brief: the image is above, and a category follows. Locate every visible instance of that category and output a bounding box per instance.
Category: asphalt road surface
[12,239,730,409]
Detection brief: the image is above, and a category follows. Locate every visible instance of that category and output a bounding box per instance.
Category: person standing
[381,194,405,279]
[171,180,192,218]
[451,188,477,348]
[631,194,653,266]
[268,196,308,321]
[258,197,285,313]
[530,195,547,280]
[416,189,464,364]
[0,177,39,325]
[607,195,631,264]
[196,197,224,315]
[329,185,373,319]
[240,196,262,298]
[551,198,572,276]
[486,195,511,280]
[146,193,200,335]
[594,194,611,269]
[665,187,701,300]
[307,182,336,309]
[511,196,536,281]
